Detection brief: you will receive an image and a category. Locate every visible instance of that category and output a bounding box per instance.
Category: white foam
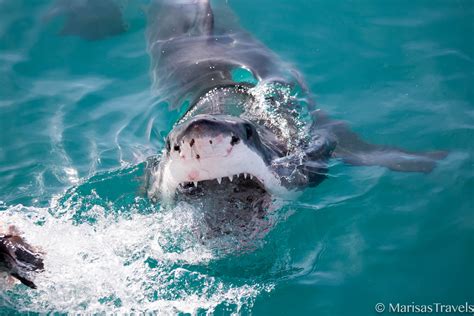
[0,202,273,314]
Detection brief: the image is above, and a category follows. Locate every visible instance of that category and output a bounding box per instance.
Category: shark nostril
[190,139,195,147]
[230,135,240,146]
[173,145,180,152]
[196,154,200,159]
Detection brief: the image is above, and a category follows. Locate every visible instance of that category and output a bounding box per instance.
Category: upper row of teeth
[184,173,253,187]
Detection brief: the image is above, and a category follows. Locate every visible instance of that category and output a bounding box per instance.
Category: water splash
[0,173,282,314]
[0,204,276,313]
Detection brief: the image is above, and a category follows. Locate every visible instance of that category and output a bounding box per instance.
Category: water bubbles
[246,81,309,152]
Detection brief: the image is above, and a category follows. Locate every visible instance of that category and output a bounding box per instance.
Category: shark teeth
[179,173,257,188]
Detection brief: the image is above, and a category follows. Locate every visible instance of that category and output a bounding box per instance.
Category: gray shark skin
[141,0,447,205]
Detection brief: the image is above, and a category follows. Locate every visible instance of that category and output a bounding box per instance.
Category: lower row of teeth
[182,173,253,187]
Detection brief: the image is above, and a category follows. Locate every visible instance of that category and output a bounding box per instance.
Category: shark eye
[173,145,180,152]
[244,124,253,139]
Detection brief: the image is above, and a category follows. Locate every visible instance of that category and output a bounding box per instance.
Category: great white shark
[1,0,447,288]
[141,0,447,205]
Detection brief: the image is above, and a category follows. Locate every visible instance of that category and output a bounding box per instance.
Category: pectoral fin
[336,147,447,173]
[311,111,448,173]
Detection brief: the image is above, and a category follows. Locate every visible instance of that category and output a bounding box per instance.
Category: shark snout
[167,115,246,161]
[176,133,237,161]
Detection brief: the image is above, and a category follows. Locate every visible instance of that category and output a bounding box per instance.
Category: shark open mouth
[177,172,266,196]
[174,170,272,240]
[163,158,279,202]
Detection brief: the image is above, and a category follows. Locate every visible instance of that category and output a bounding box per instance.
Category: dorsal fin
[147,0,215,41]
[195,0,214,35]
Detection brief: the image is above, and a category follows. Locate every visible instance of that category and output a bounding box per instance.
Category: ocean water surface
[0,0,473,314]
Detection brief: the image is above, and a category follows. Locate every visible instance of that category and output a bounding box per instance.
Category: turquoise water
[1,0,473,314]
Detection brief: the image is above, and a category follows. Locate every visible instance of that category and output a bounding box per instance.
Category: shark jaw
[148,134,288,203]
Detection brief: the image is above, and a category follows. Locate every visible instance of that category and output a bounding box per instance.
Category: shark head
[147,114,291,204]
